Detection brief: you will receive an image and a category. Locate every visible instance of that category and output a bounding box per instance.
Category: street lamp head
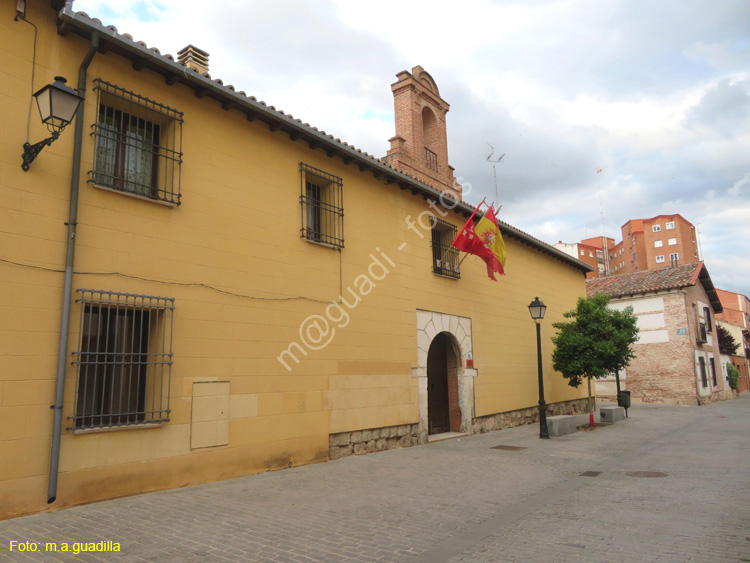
[528,297,547,323]
[33,76,83,134]
[22,76,84,172]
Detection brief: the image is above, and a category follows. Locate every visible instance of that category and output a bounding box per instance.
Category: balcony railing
[425,147,438,172]
[431,240,460,279]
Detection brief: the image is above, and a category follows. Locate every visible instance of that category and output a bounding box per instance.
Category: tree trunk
[587,376,594,427]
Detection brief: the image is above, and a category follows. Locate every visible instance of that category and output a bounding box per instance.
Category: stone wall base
[698,388,735,405]
[329,424,419,460]
[473,398,590,434]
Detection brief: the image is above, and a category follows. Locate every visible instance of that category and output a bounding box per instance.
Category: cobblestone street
[2,396,749,562]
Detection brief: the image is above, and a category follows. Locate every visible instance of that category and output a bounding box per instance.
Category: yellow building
[0,1,591,519]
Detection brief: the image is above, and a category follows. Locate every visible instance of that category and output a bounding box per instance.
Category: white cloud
[70,0,750,295]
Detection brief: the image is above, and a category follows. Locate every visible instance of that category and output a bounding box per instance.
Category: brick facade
[565,214,700,279]
[383,66,461,199]
[599,289,729,405]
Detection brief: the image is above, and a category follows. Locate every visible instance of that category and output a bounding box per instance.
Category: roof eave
[55,7,592,275]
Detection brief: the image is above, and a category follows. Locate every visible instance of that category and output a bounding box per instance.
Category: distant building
[553,236,615,279]
[558,214,700,279]
[715,289,750,392]
[587,262,732,405]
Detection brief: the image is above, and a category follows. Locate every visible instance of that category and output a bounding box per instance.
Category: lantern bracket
[22,131,60,171]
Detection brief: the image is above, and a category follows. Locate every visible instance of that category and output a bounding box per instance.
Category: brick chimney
[177,44,210,75]
[384,66,460,200]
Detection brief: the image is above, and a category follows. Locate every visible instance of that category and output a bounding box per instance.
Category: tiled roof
[53,4,591,274]
[586,262,723,313]
[586,263,702,298]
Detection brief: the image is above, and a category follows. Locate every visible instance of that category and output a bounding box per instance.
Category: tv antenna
[486,143,505,209]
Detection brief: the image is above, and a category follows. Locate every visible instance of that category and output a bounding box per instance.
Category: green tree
[726,363,740,390]
[716,324,740,356]
[551,292,639,418]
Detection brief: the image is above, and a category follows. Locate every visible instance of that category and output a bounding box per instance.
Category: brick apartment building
[554,236,615,279]
[556,214,700,279]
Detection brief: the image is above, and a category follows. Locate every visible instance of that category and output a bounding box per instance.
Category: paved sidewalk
[2,396,749,562]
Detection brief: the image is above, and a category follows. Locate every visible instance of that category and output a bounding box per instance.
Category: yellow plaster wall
[0,2,586,519]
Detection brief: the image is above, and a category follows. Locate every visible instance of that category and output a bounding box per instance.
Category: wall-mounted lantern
[22,76,83,171]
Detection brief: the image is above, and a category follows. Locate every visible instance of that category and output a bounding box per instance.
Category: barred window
[299,163,344,248]
[90,79,183,205]
[71,290,174,430]
[698,356,707,387]
[431,217,460,279]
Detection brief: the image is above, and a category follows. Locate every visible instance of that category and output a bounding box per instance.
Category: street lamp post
[528,297,550,439]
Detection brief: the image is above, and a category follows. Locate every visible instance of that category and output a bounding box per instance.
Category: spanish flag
[452,203,506,280]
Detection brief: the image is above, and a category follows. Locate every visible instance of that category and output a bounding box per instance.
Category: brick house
[586,263,733,405]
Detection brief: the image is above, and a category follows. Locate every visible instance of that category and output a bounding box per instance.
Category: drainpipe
[48,31,99,505]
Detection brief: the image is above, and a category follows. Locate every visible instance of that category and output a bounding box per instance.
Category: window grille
[425,147,439,172]
[698,356,707,387]
[71,289,174,430]
[431,217,460,279]
[299,163,344,248]
[90,79,183,205]
[704,307,712,332]
[709,357,717,386]
[697,324,707,344]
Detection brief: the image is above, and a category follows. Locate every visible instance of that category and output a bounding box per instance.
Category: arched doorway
[427,332,461,435]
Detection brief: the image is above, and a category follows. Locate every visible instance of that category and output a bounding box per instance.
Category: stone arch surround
[413,310,477,444]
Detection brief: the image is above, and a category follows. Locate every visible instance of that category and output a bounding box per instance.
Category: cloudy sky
[73,0,750,295]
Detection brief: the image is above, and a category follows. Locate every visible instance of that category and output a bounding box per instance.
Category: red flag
[452,202,506,281]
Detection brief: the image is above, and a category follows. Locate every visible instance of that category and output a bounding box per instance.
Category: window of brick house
[669,252,679,263]
[72,290,174,430]
[299,163,344,248]
[703,307,712,332]
[655,255,665,263]
[698,356,707,387]
[652,225,661,232]
[668,238,677,245]
[90,79,183,205]
[666,221,675,229]
[709,357,717,386]
[431,217,460,279]
[654,240,663,247]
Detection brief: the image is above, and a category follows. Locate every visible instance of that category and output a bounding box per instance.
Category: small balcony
[424,147,438,172]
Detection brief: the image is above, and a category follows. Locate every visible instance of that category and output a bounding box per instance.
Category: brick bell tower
[385,66,461,200]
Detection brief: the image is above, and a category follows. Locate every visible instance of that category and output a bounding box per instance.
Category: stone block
[547,415,578,437]
[353,443,367,455]
[376,438,387,451]
[350,431,362,444]
[361,429,372,442]
[366,440,377,453]
[329,433,350,447]
[599,406,625,423]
